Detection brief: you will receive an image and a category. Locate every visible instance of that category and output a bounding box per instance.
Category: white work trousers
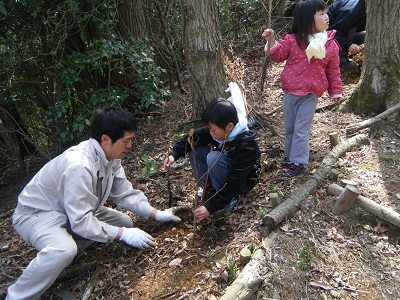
[6,206,133,300]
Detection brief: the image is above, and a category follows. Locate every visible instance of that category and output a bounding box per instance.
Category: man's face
[101,131,135,160]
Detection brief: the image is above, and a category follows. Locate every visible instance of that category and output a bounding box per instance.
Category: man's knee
[119,213,134,228]
[46,242,78,269]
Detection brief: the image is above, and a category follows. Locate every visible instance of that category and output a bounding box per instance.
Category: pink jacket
[268,30,342,98]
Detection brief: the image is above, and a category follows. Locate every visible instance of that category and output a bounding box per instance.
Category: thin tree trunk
[180,0,227,118]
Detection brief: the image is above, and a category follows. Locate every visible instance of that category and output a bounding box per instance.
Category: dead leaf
[374,221,389,234]
[169,258,182,267]
[221,270,229,282]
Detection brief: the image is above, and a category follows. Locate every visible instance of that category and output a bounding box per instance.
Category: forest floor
[1,48,400,300]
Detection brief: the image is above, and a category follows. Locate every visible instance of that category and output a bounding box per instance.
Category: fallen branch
[346,102,400,135]
[220,233,277,300]
[328,183,400,228]
[262,134,370,228]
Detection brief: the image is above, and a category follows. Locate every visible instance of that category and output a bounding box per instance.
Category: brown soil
[1,50,400,300]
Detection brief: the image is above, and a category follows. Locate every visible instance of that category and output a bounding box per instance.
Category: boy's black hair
[201,97,239,128]
[90,107,137,144]
[291,0,327,49]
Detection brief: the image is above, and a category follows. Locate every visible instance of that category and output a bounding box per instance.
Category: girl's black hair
[201,97,238,129]
[90,107,137,144]
[290,0,327,49]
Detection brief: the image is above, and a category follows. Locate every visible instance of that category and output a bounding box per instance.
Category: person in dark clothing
[327,0,367,67]
[163,97,261,221]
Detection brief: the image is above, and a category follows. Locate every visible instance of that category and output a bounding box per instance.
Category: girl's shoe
[279,163,306,177]
[280,157,289,166]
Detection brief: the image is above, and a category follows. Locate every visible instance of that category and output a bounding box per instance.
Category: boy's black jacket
[170,127,261,214]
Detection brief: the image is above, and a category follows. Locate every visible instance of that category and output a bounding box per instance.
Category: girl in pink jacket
[262,0,343,177]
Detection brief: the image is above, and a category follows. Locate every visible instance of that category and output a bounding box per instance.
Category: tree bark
[116,0,148,38]
[346,0,400,115]
[328,184,400,228]
[180,0,227,118]
[262,134,370,228]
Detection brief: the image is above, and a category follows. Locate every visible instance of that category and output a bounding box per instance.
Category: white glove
[155,209,182,222]
[119,227,155,250]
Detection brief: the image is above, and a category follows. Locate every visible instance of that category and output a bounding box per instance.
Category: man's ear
[101,134,111,145]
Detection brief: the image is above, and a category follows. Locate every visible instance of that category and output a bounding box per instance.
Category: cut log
[332,185,361,214]
[328,168,340,181]
[329,132,339,149]
[268,193,279,208]
[328,183,400,228]
[239,247,252,266]
[346,102,400,135]
[262,134,370,228]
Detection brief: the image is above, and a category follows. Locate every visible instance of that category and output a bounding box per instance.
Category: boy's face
[101,130,135,160]
[207,122,234,141]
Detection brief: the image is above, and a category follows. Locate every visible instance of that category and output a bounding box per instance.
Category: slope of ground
[1,50,400,300]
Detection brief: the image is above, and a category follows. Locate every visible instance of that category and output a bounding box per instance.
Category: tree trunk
[115,0,148,39]
[347,0,400,115]
[180,0,227,118]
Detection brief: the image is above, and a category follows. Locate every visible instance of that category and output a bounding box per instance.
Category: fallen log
[262,134,370,228]
[220,232,277,300]
[346,102,400,135]
[328,183,400,228]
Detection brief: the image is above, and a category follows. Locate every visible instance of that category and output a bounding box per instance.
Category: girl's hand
[333,97,342,104]
[163,155,175,170]
[262,28,276,48]
[194,206,210,221]
[262,28,275,40]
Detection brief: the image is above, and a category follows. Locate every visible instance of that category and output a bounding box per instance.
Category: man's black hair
[201,97,238,129]
[90,107,137,144]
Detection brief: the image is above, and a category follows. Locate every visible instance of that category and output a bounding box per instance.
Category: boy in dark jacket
[163,97,261,221]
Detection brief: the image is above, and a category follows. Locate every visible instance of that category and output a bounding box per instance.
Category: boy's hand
[163,155,175,170]
[194,206,210,221]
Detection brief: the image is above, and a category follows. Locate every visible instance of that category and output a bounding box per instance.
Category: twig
[167,171,173,208]
[81,266,100,300]
[0,209,14,219]
[260,0,273,91]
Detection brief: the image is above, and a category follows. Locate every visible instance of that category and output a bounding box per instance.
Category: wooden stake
[328,183,400,228]
[329,132,339,149]
[332,185,361,214]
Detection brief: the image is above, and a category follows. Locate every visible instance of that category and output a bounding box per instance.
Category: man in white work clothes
[6,107,181,299]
